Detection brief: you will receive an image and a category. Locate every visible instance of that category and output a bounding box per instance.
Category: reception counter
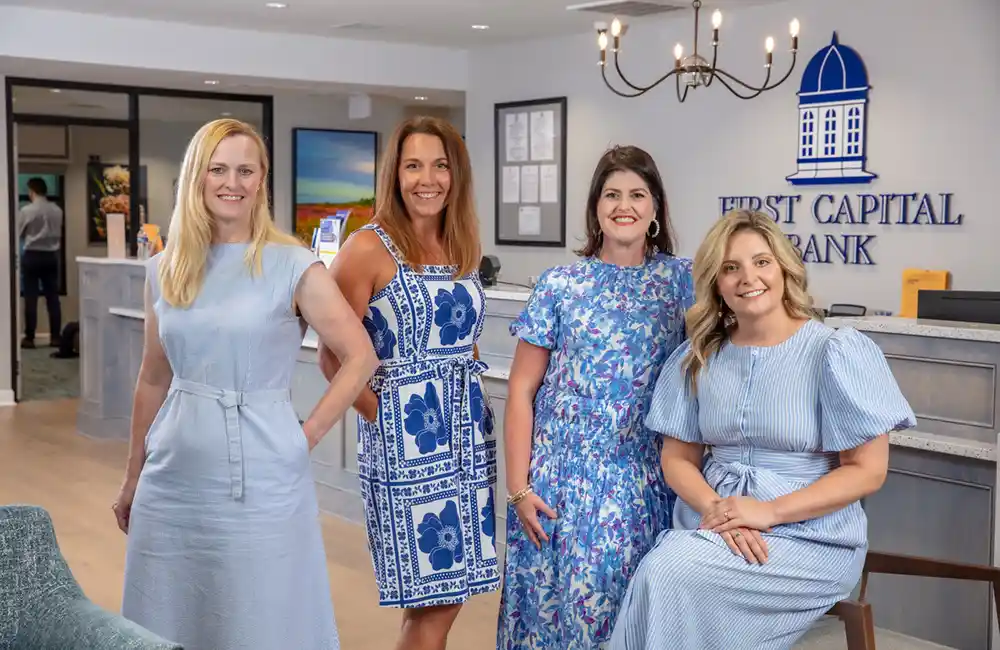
[76,256,995,648]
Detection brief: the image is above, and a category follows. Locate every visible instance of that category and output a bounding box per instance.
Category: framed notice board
[493,96,567,247]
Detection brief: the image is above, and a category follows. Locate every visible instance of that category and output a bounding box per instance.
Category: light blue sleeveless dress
[355,224,501,609]
[122,242,339,650]
[609,319,917,650]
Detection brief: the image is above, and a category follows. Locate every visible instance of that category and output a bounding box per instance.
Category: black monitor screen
[917,290,1000,325]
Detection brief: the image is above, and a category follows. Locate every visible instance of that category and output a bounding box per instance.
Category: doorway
[5,77,273,404]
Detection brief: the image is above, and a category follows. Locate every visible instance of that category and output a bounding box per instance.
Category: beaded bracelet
[507,486,533,506]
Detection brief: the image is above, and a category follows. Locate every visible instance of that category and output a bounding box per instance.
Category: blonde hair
[373,116,481,279]
[158,118,301,307]
[683,209,819,392]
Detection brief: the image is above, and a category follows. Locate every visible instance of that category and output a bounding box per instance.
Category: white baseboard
[0,390,15,407]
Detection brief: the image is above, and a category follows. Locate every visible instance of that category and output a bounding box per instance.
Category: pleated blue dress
[122,242,339,650]
[609,319,917,650]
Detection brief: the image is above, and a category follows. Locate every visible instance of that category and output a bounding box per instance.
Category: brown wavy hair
[682,209,820,392]
[576,145,676,258]
[373,116,480,278]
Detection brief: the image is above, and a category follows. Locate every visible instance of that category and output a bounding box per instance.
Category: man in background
[18,177,63,349]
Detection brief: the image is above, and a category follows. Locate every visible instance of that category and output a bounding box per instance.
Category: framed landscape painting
[291,128,378,246]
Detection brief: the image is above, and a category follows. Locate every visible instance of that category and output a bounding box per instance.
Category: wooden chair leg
[838,600,877,650]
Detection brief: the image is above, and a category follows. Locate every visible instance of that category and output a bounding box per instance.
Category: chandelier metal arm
[600,63,658,98]
[613,48,655,92]
[703,45,720,88]
[675,74,692,103]
[712,50,798,93]
[711,68,772,100]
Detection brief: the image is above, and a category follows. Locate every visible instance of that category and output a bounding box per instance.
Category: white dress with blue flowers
[356,224,500,609]
[498,254,695,650]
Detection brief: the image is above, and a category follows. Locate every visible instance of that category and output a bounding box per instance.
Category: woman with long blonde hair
[113,118,378,650]
[318,115,497,650]
[610,210,916,649]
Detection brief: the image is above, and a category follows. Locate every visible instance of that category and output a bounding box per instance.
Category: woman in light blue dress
[114,119,378,650]
[498,146,694,649]
[610,209,917,650]
[319,116,499,650]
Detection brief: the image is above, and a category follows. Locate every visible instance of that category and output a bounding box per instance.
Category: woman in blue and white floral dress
[319,117,499,650]
[498,146,695,650]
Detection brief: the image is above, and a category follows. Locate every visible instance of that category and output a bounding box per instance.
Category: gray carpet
[19,345,80,402]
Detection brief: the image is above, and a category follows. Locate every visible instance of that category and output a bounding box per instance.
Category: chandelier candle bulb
[790,18,800,50]
[712,9,721,44]
[674,43,684,67]
[766,36,774,66]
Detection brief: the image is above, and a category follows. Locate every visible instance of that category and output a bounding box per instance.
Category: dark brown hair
[373,115,481,279]
[576,145,676,258]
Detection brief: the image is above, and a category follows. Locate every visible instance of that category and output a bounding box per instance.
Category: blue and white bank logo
[785,32,876,186]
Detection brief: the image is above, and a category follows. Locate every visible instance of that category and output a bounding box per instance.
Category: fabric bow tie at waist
[708,445,838,499]
[169,377,291,500]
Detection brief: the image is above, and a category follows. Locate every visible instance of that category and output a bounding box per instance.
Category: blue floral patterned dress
[498,253,695,650]
[355,224,500,609]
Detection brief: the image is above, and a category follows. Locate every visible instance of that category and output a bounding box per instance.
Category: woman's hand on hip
[514,492,557,550]
[700,495,777,533]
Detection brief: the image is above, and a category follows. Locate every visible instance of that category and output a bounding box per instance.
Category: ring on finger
[732,531,742,538]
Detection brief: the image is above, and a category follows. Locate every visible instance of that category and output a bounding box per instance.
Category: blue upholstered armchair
[0,505,182,650]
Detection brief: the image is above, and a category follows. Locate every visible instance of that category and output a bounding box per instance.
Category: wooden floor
[0,399,501,649]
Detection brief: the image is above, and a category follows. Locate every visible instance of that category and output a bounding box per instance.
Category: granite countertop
[77,256,147,266]
[484,286,532,302]
[301,331,511,381]
[825,315,1000,343]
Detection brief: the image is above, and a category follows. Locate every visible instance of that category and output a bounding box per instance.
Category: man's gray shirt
[18,198,63,252]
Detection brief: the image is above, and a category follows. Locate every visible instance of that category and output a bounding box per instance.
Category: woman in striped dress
[610,210,917,650]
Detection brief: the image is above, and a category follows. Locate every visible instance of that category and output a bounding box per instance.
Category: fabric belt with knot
[706,445,839,501]
[169,377,291,500]
[370,355,489,480]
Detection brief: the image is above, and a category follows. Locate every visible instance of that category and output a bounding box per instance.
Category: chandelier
[595,0,800,101]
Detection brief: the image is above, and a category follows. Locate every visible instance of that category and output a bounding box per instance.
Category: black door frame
[4,76,274,402]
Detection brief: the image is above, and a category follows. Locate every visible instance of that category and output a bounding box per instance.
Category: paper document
[502,166,520,204]
[505,113,528,162]
[540,164,559,203]
[520,165,539,204]
[530,110,555,161]
[518,206,541,236]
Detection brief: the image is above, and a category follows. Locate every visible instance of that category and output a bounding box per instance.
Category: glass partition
[139,95,265,238]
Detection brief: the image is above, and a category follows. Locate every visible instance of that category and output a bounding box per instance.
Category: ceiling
[3,57,467,123]
[0,0,779,47]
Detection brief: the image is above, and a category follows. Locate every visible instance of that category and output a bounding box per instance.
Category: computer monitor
[916,290,1000,325]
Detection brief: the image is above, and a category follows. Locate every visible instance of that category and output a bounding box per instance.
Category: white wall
[466,0,1000,312]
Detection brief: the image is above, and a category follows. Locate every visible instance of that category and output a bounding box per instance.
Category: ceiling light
[596,0,799,103]
[265,2,287,7]
[472,24,489,30]
[50,89,61,93]
[414,96,428,101]
[204,80,219,85]
[221,112,232,117]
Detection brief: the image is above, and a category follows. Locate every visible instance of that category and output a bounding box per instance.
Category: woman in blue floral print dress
[497,146,695,650]
[319,117,499,650]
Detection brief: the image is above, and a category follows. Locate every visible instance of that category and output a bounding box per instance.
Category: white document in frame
[518,206,542,236]
[505,113,529,162]
[502,166,520,204]
[540,164,559,204]
[530,110,555,161]
[520,165,539,204]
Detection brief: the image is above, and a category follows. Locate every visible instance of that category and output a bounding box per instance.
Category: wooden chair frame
[829,550,1000,649]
